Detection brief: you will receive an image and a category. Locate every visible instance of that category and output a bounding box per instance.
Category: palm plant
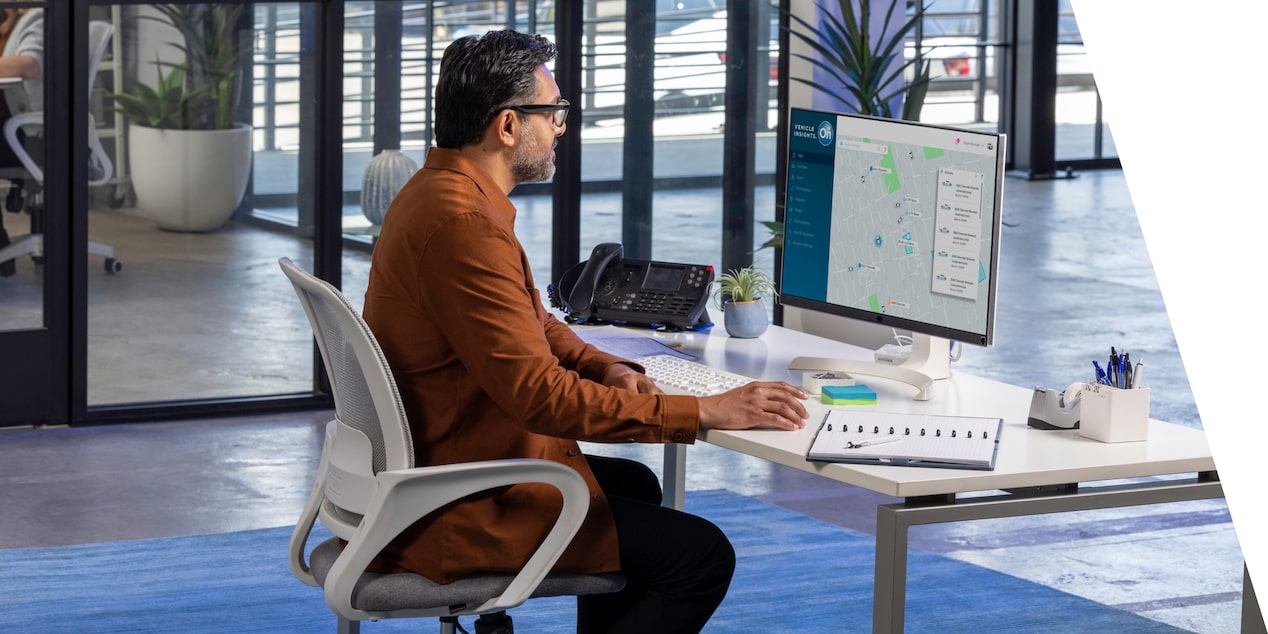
[110,3,249,130]
[784,0,933,121]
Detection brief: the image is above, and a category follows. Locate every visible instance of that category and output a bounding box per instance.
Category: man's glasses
[508,98,570,128]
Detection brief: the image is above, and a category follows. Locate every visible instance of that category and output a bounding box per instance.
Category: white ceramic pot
[723,299,769,338]
[129,123,253,232]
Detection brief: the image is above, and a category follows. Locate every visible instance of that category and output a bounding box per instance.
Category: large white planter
[128,123,253,232]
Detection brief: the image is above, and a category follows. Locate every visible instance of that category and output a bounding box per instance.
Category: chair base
[0,232,122,275]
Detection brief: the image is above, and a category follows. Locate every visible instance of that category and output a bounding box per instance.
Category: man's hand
[602,362,662,394]
[698,382,809,431]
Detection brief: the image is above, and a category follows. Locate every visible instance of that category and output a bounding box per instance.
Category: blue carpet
[0,489,1184,633]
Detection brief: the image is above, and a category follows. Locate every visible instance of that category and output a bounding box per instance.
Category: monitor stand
[788,334,951,401]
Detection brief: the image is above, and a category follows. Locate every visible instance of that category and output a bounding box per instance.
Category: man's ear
[489,109,518,148]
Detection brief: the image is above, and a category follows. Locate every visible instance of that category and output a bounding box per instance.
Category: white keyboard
[635,354,754,396]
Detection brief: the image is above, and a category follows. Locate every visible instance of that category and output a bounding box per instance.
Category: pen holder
[1078,385,1149,443]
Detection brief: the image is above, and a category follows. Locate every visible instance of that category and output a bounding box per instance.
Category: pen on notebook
[846,436,902,449]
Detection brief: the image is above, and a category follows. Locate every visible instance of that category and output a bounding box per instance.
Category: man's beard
[510,123,556,183]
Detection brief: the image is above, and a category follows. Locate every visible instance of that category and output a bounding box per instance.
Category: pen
[1122,353,1132,389]
[847,436,902,449]
[1118,354,1126,389]
[1109,348,1119,388]
[1092,360,1109,385]
[1132,361,1143,388]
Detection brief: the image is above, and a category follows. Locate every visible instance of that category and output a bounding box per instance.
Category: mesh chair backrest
[280,258,413,473]
[87,22,115,185]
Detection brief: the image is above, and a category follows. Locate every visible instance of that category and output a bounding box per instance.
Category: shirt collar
[423,146,518,226]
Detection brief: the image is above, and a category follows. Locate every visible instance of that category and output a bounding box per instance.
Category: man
[362,28,808,633]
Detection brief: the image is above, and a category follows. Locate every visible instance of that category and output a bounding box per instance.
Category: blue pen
[1118,354,1126,389]
[1092,360,1109,385]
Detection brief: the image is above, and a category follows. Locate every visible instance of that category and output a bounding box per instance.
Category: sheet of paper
[574,330,697,361]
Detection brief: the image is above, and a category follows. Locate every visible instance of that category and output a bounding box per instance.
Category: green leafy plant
[110,59,207,129]
[757,219,785,251]
[785,0,933,120]
[110,3,248,130]
[712,267,779,306]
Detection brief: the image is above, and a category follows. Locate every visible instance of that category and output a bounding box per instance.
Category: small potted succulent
[712,267,777,338]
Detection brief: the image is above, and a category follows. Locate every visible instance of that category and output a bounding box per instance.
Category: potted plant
[110,4,252,232]
[712,267,778,338]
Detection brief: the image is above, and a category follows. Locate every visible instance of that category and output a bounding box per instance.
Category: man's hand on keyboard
[602,362,663,394]
[697,382,809,431]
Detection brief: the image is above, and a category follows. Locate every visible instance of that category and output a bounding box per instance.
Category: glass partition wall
[82,3,321,408]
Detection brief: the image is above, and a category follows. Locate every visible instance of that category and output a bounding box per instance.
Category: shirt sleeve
[416,210,698,444]
[3,10,43,115]
[539,309,630,382]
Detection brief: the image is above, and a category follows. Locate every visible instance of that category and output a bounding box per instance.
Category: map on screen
[781,109,1004,345]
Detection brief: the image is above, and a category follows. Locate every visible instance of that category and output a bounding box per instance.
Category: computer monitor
[779,108,1006,400]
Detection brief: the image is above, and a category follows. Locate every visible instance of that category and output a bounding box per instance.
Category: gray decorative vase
[723,300,769,338]
[361,149,418,225]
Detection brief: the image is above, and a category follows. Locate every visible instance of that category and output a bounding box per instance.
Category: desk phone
[549,243,714,330]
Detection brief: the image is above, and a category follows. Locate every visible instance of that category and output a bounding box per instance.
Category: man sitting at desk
[362,28,809,634]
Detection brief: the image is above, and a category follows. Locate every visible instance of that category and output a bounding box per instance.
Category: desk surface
[613,324,1215,498]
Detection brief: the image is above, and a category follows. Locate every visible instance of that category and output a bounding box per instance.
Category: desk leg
[663,443,687,511]
[873,504,907,634]
[1246,563,1266,634]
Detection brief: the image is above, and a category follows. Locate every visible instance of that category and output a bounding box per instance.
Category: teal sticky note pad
[821,385,877,403]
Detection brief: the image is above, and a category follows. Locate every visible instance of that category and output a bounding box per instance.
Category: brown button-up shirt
[362,147,700,583]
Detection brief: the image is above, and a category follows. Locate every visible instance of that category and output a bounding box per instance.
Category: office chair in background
[0,19,120,277]
[279,257,625,634]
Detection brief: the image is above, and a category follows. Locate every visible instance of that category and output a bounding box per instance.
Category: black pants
[576,454,735,634]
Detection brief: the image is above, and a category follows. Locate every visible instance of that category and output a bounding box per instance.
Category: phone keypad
[685,266,709,289]
[593,262,714,327]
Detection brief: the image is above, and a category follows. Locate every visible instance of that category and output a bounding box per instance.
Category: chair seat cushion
[310,538,626,613]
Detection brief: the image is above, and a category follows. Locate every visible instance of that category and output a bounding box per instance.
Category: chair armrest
[288,420,337,587]
[324,459,592,620]
[3,112,42,182]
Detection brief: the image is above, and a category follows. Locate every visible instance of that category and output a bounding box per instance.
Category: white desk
[590,324,1253,633]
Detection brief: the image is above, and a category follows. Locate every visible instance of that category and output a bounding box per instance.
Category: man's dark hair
[435,29,557,149]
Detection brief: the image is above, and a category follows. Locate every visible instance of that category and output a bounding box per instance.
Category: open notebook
[807,411,1003,470]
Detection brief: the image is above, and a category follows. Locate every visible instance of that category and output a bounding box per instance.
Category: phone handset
[567,242,623,316]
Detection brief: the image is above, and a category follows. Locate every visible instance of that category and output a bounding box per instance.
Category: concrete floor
[0,169,1256,633]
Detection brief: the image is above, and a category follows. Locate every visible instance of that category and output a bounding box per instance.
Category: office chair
[0,20,120,277]
[279,257,624,634]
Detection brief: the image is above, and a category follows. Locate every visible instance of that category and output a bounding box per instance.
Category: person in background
[0,7,42,276]
[361,28,809,634]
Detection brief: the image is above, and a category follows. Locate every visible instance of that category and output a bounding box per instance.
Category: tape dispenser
[1027,381,1090,430]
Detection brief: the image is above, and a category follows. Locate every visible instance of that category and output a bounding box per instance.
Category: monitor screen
[779,108,1006,348]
